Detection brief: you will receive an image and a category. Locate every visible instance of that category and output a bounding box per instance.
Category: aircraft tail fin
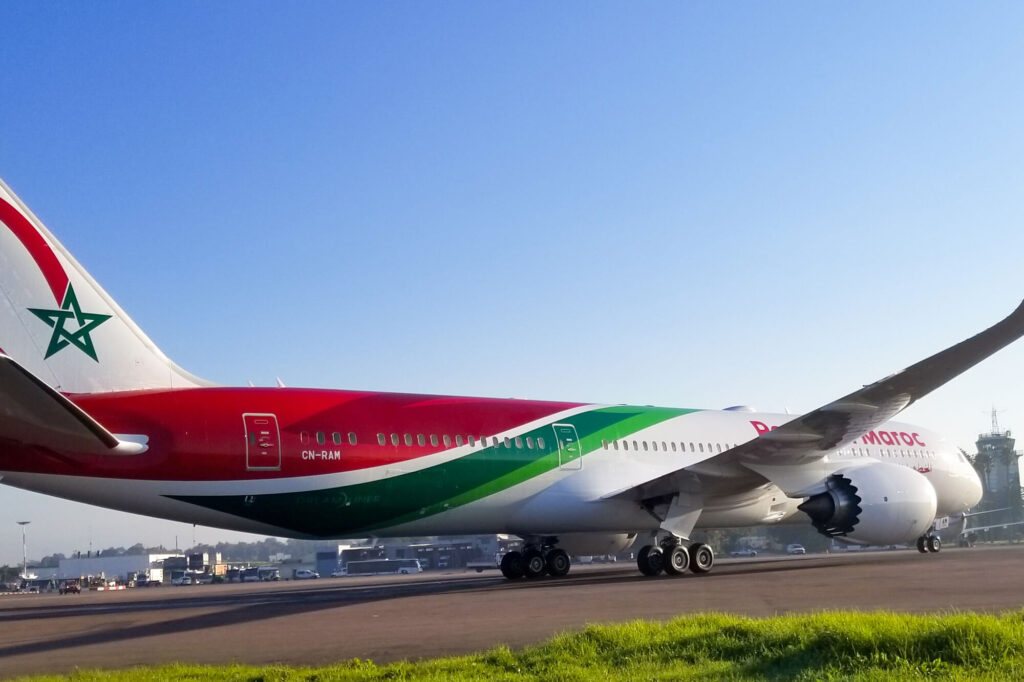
[0,178,210,393]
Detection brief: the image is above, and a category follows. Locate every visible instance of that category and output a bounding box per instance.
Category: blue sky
[2,3,1023,565]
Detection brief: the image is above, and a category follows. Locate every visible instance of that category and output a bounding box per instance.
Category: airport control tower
[971,410,1023,530]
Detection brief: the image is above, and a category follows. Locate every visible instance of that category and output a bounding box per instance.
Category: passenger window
[503,437,511,449]
[716,443,722,453]
[526,437,534,449]
[348,432,357,445]
[689,442,695,452]
[404,434,413,446]
[643,441,649,451]
[378,433,386,446]
[417,434,426,446]
[538,437,546,449]
[662,441,668,452]
[455,435,463,446]
[623,440,629,451]
[316,432,326,445]
[443,435,452,447]
[613,440,619,451]
[602,439,608,450]
[468,435,476,447]
[699,443,704,453]
[633,440,639,450]
[332,432,342,445]
[493,437,500,448]
[515,436,523,449]
[671,442,677,452]
[430,434,438,447]
[300,431,310,444]
[391,433,399,446]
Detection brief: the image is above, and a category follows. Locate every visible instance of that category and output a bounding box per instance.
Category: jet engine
[797,461,937,545]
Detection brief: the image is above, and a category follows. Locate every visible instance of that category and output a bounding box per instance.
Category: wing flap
[0,353,143,455]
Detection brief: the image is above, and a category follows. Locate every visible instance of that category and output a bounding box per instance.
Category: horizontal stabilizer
[0,354,145,455]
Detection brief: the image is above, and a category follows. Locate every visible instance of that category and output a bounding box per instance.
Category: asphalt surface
[3,545,1024,678]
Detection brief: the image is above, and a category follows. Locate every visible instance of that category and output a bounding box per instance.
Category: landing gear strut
[637,539,715,577]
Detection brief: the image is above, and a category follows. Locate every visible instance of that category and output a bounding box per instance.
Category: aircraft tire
[545,548,571,577]
[664,545,690,576]
[688,543,715,574]
[500,551,525,579]
[522,548,548,579]
[927,535,941,553]
[916,537,928,553]
[637,545,664,576]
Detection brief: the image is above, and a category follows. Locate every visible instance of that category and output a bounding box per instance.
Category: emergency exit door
[244,413,281,471]
[553,423,582,470]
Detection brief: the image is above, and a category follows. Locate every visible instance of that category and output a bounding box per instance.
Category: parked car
[58,581,81,594]
[294,569,319,580]
[730,548,758,557]
[171,574,193,586]
[786,544,807,555]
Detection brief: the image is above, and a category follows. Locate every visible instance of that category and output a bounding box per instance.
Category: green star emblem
[28,284,112,361]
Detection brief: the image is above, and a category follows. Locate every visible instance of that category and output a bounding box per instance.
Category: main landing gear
[637,539,715,577]
[500,541,572,580]
[916,534,941,553]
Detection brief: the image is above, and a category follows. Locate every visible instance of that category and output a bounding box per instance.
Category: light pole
[17,521,30,580]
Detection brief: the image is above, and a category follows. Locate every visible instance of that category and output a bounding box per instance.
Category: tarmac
[2,544,1024,678]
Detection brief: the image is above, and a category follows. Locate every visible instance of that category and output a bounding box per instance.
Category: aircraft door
[244,413,282,471]
[553,423,582,470]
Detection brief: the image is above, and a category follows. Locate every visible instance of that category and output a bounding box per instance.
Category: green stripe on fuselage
[170,405,700,536]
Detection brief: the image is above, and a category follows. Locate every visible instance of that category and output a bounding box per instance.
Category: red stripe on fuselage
[0,387,583,482]
[0,197,69,304]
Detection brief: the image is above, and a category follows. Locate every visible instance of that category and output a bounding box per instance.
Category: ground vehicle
[258,567,280,581]
[787,544,806,555]
[330,568,347,577]
[730,548,758,557]
[58,581,81,594]
[170,573,193,585]
[294,569,320,579]
[344,559,422,576]
[240,567,262,582]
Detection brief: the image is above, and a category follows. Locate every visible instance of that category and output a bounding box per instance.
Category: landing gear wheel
[927,535,941,553]
[916,537,928,554]
[546,548,571,577]
[664,545,690,575]
[688,543,715,574]
[522,548,548,579]
[500,551,524,579]
[637,545,665,576]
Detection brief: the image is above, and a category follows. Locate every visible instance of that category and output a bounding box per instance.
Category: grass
[15,611,1024,681]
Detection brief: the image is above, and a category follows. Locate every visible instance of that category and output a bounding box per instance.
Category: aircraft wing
[0,354,145,455]
[728,298,1024,470]
[609,299,1024,502]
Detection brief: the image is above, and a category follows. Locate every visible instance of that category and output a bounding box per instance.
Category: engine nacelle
[798,461,937,545]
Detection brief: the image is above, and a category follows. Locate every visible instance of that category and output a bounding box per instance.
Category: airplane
[0,177,1016,580]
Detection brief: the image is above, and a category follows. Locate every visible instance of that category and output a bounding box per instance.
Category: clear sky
[1,3,1023,566]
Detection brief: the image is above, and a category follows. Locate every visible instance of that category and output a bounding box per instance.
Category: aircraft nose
[965,464,983,508]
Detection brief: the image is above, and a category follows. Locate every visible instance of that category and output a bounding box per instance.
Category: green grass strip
[16,610,1024,681]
